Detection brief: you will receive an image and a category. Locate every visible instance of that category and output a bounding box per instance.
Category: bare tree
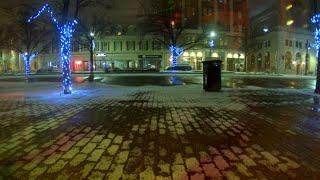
[1,7,52,79]
[139,0,207,67]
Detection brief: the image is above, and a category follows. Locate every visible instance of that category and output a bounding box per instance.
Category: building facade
[248,0,317,75]
[36,29,246,73]
[248,26,317,75]
[178,0,249,71]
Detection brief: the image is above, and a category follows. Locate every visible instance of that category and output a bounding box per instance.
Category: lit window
[183,52,189,57]
[197,52,203,58]
[212,52,219,58]
[286,4,293,11]
[286,20,294,26]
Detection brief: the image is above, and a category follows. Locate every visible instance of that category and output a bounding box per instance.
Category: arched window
[265,52,271,70]
[257,53,262,71]
[296,53,302,61]
[250,55,255,71]
[285,52,292,70]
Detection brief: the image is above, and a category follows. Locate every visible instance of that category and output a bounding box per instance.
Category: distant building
[139,0,250,71]
[28,0,251,73]
[42,34,168,72]
[248,0,317,75]
[1,0,250,73]
[0,8,21,74]
[181,0,249,71]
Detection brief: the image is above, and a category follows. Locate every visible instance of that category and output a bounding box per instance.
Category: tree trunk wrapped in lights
[311,14,320,94]
[22,52,37,78]
[59,22,78,94]
[169,45,184,67]
[28,1,111,92]
[28,4,78,94]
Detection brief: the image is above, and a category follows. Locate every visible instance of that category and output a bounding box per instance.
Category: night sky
[249,0,276,16]
[0,0,276,22]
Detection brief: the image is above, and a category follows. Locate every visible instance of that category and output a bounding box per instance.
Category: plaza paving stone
[0,82,319,179]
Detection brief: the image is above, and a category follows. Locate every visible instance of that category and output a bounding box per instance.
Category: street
[0,74,319,179]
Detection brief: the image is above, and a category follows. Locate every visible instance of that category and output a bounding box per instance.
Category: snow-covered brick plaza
[0,75,319,179]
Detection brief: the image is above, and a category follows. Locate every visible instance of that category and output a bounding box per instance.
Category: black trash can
[202,60,222,92]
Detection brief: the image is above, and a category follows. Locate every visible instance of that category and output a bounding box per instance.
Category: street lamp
[88,32,95,82]
[210,31,216,38]
[209,31,216,58]
[262,27,269,33]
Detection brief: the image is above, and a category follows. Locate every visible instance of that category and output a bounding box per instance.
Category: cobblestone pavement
[0,82,320,180]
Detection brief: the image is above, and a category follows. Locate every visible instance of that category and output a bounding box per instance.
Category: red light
[75,61,82,65]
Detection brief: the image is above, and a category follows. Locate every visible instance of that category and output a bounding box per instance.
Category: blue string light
[28,3,78,94]
[209,40,215,49]
[312,13,320,53]
[169,45,184,67]
[27,4,59,28]
[22,52,37,77]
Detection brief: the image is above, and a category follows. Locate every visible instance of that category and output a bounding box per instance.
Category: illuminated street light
[286,20,294,26]
[171,20,175,27]
[209,31,217,56]
[210,31,216,38]
[263,27,269,33]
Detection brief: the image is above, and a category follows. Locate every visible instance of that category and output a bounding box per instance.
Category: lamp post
[88,32,95,82]
[209,31,216,58]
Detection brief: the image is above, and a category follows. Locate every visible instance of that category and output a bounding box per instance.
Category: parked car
[36,67,55,74]
[166,65,192,71]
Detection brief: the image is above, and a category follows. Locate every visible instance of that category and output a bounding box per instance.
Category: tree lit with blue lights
[311,13,320,94]
[169,45,184,67]
[22,52,37,77]
[28,4,78,94]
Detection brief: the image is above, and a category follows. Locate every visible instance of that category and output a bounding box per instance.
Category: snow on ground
[0,72,317,79]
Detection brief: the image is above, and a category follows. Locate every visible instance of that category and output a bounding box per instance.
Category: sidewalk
[0,83,319,179]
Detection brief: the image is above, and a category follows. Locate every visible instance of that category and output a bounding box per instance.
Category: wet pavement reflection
[98,75,316,89]
[0,75,316,89]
